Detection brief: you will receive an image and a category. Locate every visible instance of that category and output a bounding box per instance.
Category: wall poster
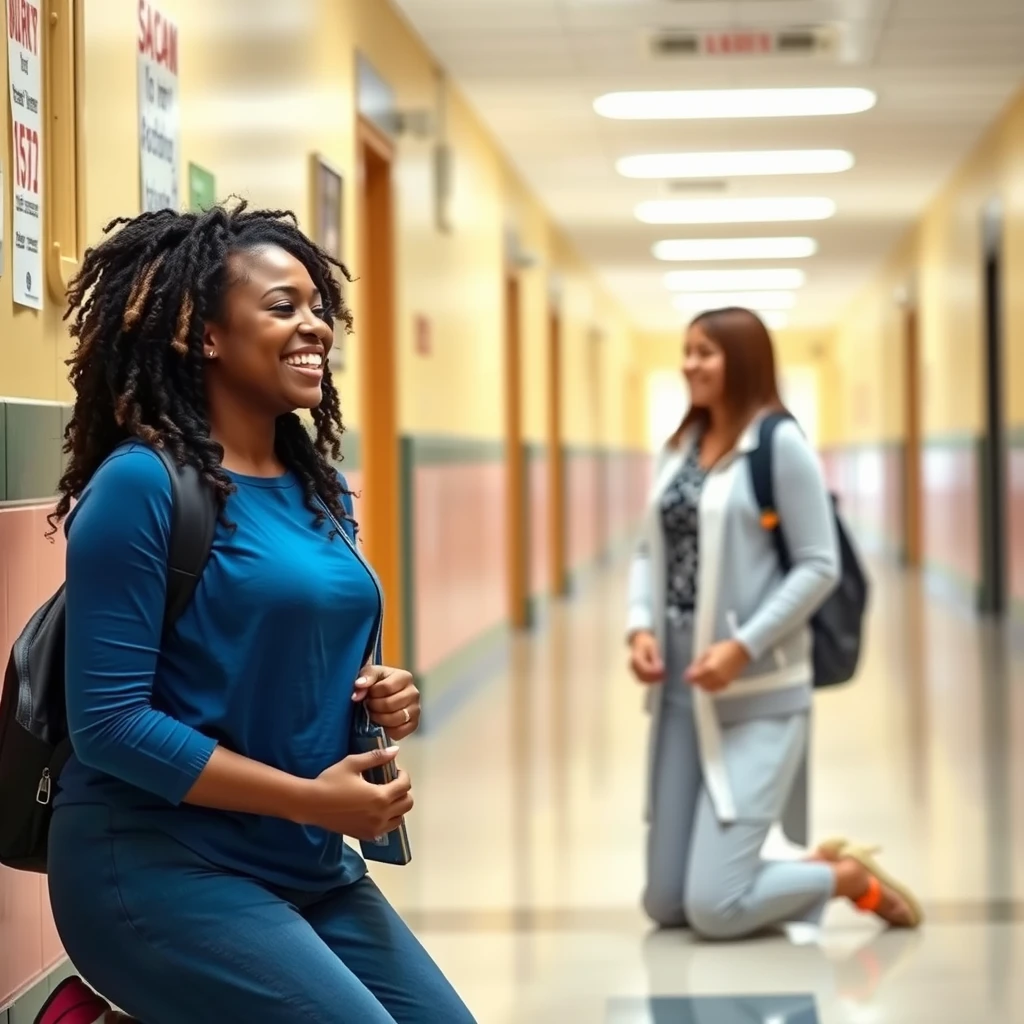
[6,0,44,309]
[138,1,180,212]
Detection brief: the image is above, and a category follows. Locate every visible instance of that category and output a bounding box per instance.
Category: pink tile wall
[603,452,628,545]
[527,451,549,599]
[922,444,979,587]
[566,452,601,571]
[413,461,507,675]
[0,505,68,1008]
[623,451,652,543]
[1008,447,1024,603]
[604,451,653,547]
[820,445,904,556]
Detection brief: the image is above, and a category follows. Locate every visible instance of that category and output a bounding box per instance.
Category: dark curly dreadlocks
[49,200,354,536]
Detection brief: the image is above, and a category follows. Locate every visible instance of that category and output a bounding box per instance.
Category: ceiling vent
[666,179,729,193]
[649,23,842,61]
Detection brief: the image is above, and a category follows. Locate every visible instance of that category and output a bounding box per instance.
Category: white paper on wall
[138,1,180,212]
[6,0,44,309]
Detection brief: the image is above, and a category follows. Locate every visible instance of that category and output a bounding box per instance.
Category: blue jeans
[47,804,476,1023]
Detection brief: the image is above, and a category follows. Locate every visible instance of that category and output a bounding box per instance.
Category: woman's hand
[686,640,750,692]
[629,630,665,684]
[352,664,421,741]
[302,747,413,841]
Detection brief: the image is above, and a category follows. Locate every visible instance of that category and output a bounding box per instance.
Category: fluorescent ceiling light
[673,291,797,312]
[637,198,836,225]
[664,269,806,292]
[653,237,818,262]
[617,149,854,179]
[595,87,876,121]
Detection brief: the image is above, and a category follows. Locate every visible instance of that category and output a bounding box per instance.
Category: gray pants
[644,621,835,939]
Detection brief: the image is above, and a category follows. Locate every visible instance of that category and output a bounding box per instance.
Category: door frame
[505,271,528,629]
[979,198,1007,616]
[357,116,404,663]
[547,306,568,596]
[902,301,923,568]
[587,328,608,563]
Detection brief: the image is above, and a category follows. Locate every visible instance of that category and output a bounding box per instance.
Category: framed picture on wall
[310,153,345,371]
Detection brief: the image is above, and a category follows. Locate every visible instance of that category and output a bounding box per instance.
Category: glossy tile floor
[372,560,1024,1023]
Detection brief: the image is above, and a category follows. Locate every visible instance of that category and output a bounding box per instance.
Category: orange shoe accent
[843,843,923,927]
[855,876,883,913]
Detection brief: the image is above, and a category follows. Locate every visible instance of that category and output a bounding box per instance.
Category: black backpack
[747,413,869,689]
[0,446,217,872]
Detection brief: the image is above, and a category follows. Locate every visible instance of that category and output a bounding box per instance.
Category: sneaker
[34,976,112,1024]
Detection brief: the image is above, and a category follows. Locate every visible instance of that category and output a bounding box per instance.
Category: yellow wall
[827,86,1024,446]
[0,0,642,451]
[0,0,65,398]
[503,169,553,445]
[553,237,640,448]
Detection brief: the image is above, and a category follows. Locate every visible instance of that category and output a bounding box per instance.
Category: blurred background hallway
[369,558,1024,1022]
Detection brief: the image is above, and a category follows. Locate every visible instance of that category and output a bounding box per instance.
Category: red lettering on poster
[138,0,178,74]
[7,0,40,56]
[13,120,39,193]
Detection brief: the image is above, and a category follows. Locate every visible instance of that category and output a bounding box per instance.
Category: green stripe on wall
[0,399,361,504]
[921,431,979,449]
[0,403,7,502]
[404,434,504,464]
[0,399,68,503]
[819,439,904,455]
[335,428,361,472]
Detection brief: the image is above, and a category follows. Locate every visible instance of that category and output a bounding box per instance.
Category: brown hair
[668,306,786,449]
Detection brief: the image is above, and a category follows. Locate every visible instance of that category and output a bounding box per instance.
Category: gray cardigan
[627,414,841,840]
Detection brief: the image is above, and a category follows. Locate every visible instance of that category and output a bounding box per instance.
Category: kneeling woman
[627,307,921,940]
[43,203,475,1023]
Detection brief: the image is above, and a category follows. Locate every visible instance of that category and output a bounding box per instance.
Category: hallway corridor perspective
[372,558,1024,1023]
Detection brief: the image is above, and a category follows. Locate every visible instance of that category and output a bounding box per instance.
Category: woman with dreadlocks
[40,202,475,1024]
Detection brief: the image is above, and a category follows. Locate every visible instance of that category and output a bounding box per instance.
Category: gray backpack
[747,413,869,688]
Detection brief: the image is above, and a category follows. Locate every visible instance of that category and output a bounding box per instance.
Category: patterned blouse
[659,441,708,617]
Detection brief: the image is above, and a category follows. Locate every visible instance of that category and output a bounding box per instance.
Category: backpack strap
[747,413,793,573]
[148,447,219,629]
[48,446,215,787]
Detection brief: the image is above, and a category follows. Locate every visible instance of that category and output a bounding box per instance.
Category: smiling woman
[202,244,335,448]
[51,202,354,532]
[35,202,475,1024]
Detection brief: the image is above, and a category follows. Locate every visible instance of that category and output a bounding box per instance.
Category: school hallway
[372,557,1024,1023]
[4,1,1024,1021]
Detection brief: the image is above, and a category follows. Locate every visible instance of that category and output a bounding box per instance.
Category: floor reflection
[641,924,922,1024]
[607,994,818,1024]
[373,558,1024,1023]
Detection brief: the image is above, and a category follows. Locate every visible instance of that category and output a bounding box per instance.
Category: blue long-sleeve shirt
[57,443,378,890]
